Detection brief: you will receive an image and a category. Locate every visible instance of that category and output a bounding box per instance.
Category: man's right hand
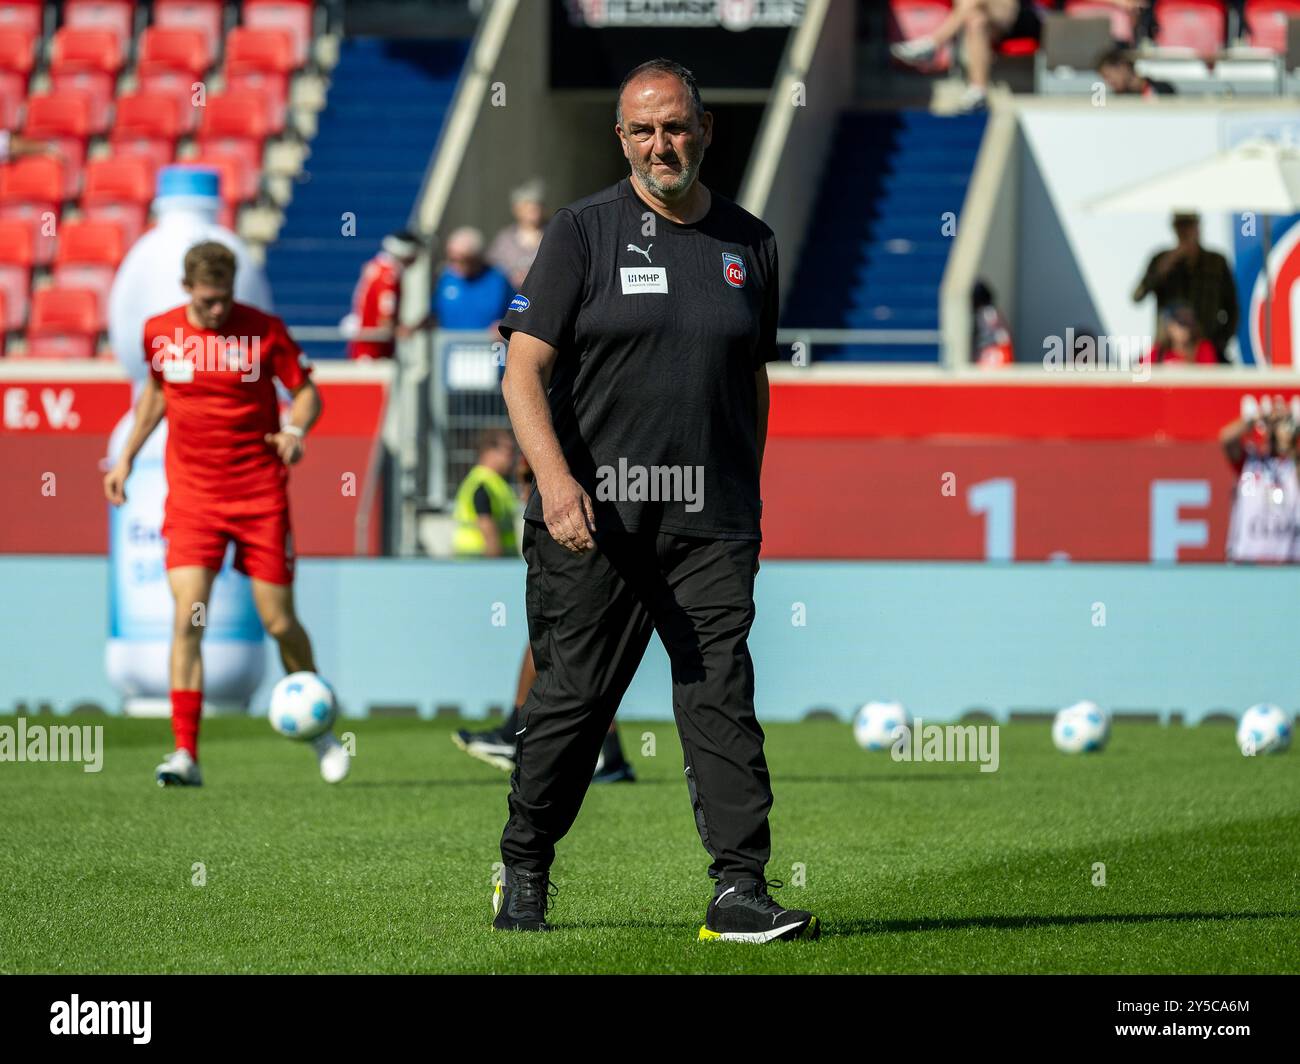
[540,474,596,552]
[103,459,132,506]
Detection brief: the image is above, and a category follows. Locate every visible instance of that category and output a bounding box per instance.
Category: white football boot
[890,36,937,64]
[312,730,351,784]
[155,748,203,787]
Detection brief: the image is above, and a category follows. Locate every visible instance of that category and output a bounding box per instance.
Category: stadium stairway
[265,38,468,360]
[782,109,987,362]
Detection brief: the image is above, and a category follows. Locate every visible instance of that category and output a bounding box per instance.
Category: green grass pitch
[1,715,1297,974]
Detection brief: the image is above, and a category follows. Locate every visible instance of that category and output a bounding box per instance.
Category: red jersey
[348,253,401,359]
[1145,339,1217,366]
[144,302,312,516]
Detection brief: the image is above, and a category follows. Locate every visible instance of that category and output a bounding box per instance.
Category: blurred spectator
[0,129,58,163]
[1097,46,1174,98]
[449,434,637,782]
[1132,212,1237,363]
[1145,303,1216,366]
[972,280,1014,367]
[430,227,513,331]
[488,180,549,289]
[453,427,519,558]
[891,1,1148,113]
[342,230,423,360]
[1221,401,1300,562]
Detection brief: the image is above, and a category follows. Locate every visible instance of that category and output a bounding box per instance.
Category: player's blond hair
[183,241,237,288]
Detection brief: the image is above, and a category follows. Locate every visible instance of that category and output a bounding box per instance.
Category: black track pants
[499,521,773,883]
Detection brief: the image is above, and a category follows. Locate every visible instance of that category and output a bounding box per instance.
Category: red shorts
[163,506,295,585]
[348,339,394,360]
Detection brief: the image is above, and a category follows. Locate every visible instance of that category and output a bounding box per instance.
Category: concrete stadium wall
[739,0,854,303]
[2,557,1296,726]
[941,108,1020,365]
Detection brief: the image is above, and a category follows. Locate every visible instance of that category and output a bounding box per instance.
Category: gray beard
[633,151,704,200]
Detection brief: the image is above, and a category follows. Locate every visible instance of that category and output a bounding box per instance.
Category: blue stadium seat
[782,110,986,362]
[265,38,468,360]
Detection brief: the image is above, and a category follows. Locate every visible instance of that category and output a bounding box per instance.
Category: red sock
[171,689,203,760]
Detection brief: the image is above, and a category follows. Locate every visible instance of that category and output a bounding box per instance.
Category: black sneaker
[592,749,636,783]
[491,867,557,931]
[452,728,516,772]
[698,878,820,943]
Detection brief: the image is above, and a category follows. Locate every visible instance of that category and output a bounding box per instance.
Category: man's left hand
[265,431,305,465]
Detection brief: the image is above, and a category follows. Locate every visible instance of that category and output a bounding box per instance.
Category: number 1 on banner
[967,478,1015,561]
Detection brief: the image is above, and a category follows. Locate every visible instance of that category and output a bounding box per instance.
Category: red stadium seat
[0,204,58,266]
[0,216,33,329]
[1153,0,1226,59]
[0,2,42,38]
[198,89,270,141]
[23,91,93,139]
[50,27,125,75]
[53,216,130,333]
[0,77,25,127]
[51,265,112,328]
[153,1,225,60]
[190,147,259,204]
[137,26,212,80]
[82,155,154,208]
[112,89,185,140]
[223,32,293,131]
[110,137,176,172]
[64,1,136,50]
[1245,0,1300,53]
[888,0,954,74]
[22,93,92,197]
[54,217,126,266]
[0,153,65,207]
[81,201,146,247]
[110,91,184,170]
[225,70,287,133]
[1064,0,1137,42]
[48,70,115,133]
[226,26,296,74]
[27,286,100,358]
[244,0,314,69]
[135,68,202,131]
[0,25,36,77]
[0,215,34,264]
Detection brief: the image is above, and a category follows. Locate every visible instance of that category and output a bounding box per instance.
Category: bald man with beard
[488,57,819,944]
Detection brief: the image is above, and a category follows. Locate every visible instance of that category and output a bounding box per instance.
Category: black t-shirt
[498,177,780,541]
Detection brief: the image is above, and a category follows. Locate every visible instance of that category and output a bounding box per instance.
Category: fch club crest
[722,252,746,288]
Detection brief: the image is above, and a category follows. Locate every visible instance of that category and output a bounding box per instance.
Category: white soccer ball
[1236,703,1292,756]
[853,701,910,751]
[269,671,337,741]
[1052,701,1109,754]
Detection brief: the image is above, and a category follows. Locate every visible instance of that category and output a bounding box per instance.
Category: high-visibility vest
[452,465,518,556]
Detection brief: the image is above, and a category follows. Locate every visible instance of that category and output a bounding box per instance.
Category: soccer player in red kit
[345,230,421,360]
[103,241,350,786]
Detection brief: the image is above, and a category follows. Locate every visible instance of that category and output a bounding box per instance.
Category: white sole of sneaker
[466,748,515,773]
[698,916,819,943]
